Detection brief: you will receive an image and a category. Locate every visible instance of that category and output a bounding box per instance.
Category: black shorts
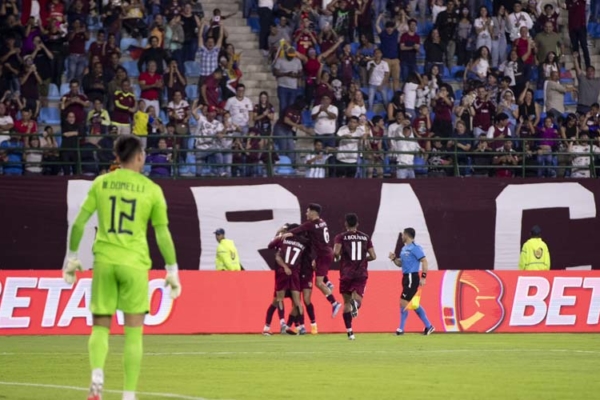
[401,272,420,301]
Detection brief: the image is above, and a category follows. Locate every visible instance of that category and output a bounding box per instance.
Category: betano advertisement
[0,271,598,335]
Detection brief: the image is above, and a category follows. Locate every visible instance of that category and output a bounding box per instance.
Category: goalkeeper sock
[88,326,109,373]
[123,326,143,393]
[415,306,432,329]
[399,309,409,331]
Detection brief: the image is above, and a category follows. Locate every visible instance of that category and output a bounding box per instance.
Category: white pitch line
[2,349,598,357]
[0,381,224,400]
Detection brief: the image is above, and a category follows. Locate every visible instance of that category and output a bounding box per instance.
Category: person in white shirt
[305,139,331,178]
[0,103,14,145]
[192,105,226,176]
[334,116,366,177]
[474,6,494,52]
[507,2,534,41]
[224,84,254,134]
[366,49,390,111]
[569,134,600,178]
[311,94,338,149]
[392,125,422,179]
[388,111,409,150]
[403,73,421,120]
[167,90,190,134]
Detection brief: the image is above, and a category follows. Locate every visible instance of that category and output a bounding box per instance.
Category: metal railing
[0,134,597,178]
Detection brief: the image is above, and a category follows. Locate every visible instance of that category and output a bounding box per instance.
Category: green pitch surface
[0,334,598,400]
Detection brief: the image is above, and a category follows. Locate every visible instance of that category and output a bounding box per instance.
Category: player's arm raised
[275,252,292,276]
[151,187,182,299]
[63,181,99,284]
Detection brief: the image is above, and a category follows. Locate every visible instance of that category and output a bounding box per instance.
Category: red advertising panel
[1,271,598,335]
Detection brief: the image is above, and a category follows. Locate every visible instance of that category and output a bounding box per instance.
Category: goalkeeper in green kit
[62,135,182,400]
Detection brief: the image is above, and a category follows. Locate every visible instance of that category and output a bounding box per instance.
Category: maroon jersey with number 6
[289,218,332,257]
[334,230,373,281]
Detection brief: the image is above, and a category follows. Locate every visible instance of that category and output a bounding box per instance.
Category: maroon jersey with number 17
[268,236,307,269]
[289,218,332,257]
[334,230,373,280]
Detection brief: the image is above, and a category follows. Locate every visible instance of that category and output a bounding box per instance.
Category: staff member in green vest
[214,228,242,271]
[519,225,550,271]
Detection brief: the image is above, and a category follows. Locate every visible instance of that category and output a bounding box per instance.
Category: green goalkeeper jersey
[80,168,169,270]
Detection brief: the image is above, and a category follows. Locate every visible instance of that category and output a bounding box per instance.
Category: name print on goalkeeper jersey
[80,168,170,270]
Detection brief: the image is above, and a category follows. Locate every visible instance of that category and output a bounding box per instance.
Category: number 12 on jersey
[108,196,137,235]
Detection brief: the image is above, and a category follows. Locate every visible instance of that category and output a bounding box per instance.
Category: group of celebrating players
[263,203,435,340]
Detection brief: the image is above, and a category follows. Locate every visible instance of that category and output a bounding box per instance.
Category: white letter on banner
[38,278,72,327]
[66,180,97,270]
[546,277,582,325]
[58,278,92,327]
[494,183,596,270]
[584,278,600,325]
[370,184,437,271]
[509,276,549,326]
[0,277,37,328]
[190,185,301,270]
[145,279,173,326]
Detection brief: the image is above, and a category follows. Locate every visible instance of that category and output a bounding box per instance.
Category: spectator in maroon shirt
[82,62,109,105]
[564,0,590,68]
[66,19,90,82]
[536,3,560,33]
[19,56,42,104]
[0,37,23,93]
[60,79,90,124]
[431,85,454,138]
[201,68,223,109]
[88,30,106,67]
[471,85,496,138]
[164,58,187,102]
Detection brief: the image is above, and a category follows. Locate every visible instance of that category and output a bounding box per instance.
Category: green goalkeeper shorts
[91,263,149,316]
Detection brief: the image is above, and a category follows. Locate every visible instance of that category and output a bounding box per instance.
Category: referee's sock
[414,306,432,328]
[399,309,409,331]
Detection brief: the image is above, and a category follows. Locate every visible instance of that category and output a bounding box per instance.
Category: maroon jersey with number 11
[334,230,373,281]
[289,218,332,257]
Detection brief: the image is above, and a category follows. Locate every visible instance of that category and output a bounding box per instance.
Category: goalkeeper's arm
[69,209,93,256]
[155,224,182,299]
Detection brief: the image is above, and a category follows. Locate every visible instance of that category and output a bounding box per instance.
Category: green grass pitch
[0,334,598,400]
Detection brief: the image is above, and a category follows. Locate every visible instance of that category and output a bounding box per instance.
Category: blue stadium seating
[248,17,259,33]
[132,84,141,98]
[564,92,577,106]
[48,84,60,101]
[184,61,201,77]
[39,107,61,124]
[60,83,70,96]
[350,42,360,55]
[185,85,199,100]
[120,37,139,53]
[275,156,295,176]
[534,90,544,102]
[123,61,140,77]
[302,109,314,128]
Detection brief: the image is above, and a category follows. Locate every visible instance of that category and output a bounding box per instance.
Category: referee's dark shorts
[401,272,420,301]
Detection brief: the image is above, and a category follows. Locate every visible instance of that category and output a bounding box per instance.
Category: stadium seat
[39,107,61,124]
[564,92,577,106]
[160,109,169,124]
[350,42,360,55]
[302,109,314,128]
[140,38,148,48]
[366,110,376,121]
[120,37,139,53]
[442,67,451,79]
[275,156,295,176]
[185,85,198,100]
[454,89,463,100]
[534,90,544,102]
[48,84,60,101]
[132,84,141,98]
[85,40,93,52]
[184,61,201,77]
[530,68,539,82]
[123,61,140,77]
[60,83,70,96]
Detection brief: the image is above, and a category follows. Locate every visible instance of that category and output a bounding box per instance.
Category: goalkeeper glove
[63,251,83,285]
[165,264,182,299]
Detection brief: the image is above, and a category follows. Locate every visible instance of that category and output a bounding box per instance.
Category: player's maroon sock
[265,305,277,325]
[343,312,352,330]
[286,314,295,327]
[277,302,285,320]
[323,276,330,284]
[306,303,316,324]
[326,294,337,304]
[297,312,305,326]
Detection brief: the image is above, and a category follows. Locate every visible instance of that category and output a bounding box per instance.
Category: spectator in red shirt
[60,79,90,124]
[514,26,535,83]
[201,68,223,109]
[14,107,38,148]
[293,19,318,56]
[139,60,163,115]
[66,19,90,81]
[471,85,496,138]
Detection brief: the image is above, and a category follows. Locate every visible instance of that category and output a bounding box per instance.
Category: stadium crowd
[0,0,599,178]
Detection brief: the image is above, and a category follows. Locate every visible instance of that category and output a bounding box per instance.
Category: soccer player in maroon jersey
[333,213,376,340]
[284,204,342,318]
[265,224,308,335]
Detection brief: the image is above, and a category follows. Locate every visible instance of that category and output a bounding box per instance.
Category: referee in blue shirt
[389,228,435,335]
